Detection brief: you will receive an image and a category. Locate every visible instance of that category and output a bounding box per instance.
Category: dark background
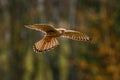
[0,0,120,80]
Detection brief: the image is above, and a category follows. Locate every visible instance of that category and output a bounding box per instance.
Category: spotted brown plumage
[25,24,90,53]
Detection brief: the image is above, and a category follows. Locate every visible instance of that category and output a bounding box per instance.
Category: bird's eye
[60,30,64,34]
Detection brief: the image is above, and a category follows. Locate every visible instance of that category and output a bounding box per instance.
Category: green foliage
[0,0,120,80]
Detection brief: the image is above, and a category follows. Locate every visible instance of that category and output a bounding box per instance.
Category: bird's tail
[33,36,59,53]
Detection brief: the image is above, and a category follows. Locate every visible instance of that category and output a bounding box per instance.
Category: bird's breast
[47,31,61,37]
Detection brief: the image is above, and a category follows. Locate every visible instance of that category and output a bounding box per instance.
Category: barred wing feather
[61,30,90,41]
[25,24,58,33]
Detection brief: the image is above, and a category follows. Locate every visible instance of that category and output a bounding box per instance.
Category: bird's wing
[61,30,90,41]
[25,24,58,33]
[33,36,59,53]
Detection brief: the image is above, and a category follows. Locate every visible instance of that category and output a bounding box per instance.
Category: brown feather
[61,30,90,41]
[25,24,91,53]
[33,36,59,53]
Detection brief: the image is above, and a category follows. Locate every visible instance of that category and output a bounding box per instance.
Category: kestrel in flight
[25,24,91,53]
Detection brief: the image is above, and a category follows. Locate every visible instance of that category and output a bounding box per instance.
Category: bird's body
[25,24,90,53]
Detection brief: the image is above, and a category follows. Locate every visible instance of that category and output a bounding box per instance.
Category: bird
[25,24,91,53]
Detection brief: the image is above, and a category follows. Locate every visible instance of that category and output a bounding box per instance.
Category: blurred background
[0,0,120,80]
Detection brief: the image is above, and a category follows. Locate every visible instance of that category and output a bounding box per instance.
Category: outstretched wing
[61,30,90,41]
[25,24,58,33]
[33,36,59,53]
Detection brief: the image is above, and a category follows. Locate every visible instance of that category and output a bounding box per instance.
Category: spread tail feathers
[33,36,59,53]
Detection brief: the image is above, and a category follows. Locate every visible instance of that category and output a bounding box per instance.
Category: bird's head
[57,28,66,34]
